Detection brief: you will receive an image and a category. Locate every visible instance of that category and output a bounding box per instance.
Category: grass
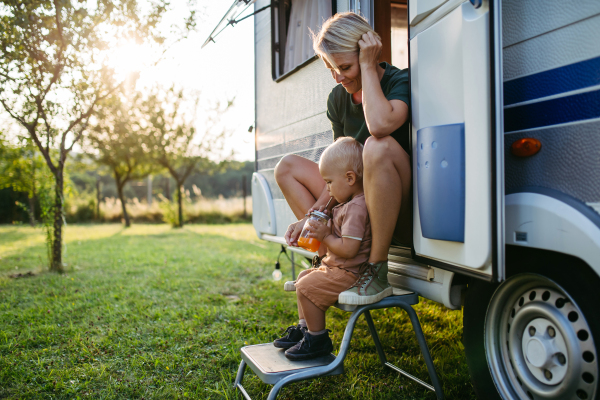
[0,224,475,399]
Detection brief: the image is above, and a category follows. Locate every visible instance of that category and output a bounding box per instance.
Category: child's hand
[306,218,332,242]
[306,204,329,216]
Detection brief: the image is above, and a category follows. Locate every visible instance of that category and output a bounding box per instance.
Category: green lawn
[0,224,475,399]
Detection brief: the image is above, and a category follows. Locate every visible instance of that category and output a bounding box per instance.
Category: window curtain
[283,0,332,74]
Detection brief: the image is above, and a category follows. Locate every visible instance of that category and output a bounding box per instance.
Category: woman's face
[324,52,362,94]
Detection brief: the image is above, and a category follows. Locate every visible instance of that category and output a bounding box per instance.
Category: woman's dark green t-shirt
[326,62,410,153]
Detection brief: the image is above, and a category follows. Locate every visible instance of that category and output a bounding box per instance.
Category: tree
[0,136,50,226]
[142,87,232,227]
[0,1,190,271]
[89,93,157,227]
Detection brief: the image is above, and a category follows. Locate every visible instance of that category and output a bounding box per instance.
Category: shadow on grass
[0,228,32,244]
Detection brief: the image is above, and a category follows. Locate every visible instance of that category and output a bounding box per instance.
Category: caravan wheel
[464,271,599,400]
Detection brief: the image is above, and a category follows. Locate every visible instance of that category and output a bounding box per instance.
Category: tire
[463,246,600,400]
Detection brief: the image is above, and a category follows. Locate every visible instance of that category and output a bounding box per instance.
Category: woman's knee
[274,155,298,184]
[363,136,396,167]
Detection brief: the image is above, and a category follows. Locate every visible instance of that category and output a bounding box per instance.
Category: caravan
[209,0,600,398]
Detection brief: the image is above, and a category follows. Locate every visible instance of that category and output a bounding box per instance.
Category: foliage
[88,92,159,227]
[0,137,50,225]
[0,137,58,266]
[0,0,195,271]
[142,86,233,227]
[187,160,254,199]
[0,224,475,399]
[159,196,182,227]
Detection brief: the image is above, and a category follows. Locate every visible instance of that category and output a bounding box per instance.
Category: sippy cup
[297,211,330,252]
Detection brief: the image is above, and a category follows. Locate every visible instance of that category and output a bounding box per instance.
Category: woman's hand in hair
[358,31,382,70]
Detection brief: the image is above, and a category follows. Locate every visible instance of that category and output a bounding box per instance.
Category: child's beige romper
[295,193,372,311]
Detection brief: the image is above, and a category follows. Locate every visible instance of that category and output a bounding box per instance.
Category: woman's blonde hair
[312,12,380,70]
[320,136,364,178]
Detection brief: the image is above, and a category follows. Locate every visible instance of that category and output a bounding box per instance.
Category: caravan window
[271,0,334,80]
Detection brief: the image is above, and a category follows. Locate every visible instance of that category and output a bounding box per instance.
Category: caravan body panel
[254,0,335,238]
[502,0,600,268]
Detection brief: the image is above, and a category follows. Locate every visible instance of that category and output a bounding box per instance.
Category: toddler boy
[274,137,392,361]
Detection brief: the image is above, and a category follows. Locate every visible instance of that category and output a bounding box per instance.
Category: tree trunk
[27,194,35,226]
[96,179,101,220]
[28,160,36,226]
[51,170,64,273]
[116,182,131,228]
[166,178,171,201]
[177,183,183,228]
[242,176,247,219]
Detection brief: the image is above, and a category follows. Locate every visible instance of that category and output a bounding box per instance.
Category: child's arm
[306,220,361,259]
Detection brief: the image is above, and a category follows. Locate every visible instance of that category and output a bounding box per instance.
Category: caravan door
[409,0,504,281]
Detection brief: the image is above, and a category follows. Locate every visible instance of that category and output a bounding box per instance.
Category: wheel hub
[521,318,568,384]
[484,275,598,400]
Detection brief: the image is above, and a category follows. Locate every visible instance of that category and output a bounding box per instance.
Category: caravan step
[240,343,344,385]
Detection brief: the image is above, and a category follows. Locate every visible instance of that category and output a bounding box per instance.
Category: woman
[275,12,411,302]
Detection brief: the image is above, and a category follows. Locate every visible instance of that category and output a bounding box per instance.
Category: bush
[59,195,252,225]
[65,198,96,223]
[159,199,184,227]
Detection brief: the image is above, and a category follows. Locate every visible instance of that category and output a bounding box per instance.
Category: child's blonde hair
[320,137,364,178]
[311,12,381,70]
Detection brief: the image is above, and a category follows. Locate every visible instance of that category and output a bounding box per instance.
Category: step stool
[234,293,445,400]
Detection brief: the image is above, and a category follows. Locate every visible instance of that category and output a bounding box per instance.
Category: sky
[137,1,256,162]
[2,1,257,163]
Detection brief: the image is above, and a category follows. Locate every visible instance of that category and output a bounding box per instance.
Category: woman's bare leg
[363,136,412,262]
[274,155,326,219]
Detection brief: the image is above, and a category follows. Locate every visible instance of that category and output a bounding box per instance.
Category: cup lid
[311,211,330,220]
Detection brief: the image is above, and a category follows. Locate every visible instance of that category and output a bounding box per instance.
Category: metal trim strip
[504,89,600,133]
[504,56,600,106]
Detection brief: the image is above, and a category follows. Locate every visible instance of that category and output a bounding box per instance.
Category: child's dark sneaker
[273,325,305,349]
[284,329,333,360]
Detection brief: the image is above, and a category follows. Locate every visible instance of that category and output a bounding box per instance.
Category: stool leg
[402,305,445,400]
[234,360,246,388]
[291,252,295,281]
[364,310,387,365]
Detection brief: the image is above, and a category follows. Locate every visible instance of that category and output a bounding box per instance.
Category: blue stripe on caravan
[504,89,600,133]
[504,56,600,106]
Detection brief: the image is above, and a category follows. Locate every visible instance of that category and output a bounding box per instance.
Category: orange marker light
[511,138,542,157]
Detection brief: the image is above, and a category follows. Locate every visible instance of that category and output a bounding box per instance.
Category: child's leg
[295,269,312,325]
[297,290,326,332]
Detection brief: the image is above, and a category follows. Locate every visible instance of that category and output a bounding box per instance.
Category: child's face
[319,161,357,203]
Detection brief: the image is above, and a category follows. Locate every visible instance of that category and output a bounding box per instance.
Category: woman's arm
[359,32,409,138]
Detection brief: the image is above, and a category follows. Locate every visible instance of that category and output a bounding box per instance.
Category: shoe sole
[284,281,296,291]
[284,348,333,361]
[338,286,393,305]
[273,341,298,350]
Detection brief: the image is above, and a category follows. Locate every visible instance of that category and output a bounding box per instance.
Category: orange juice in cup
[297,237,321,252]
[297,211,330,252]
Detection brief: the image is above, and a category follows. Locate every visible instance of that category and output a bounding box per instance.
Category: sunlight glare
[107,41,156,82]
